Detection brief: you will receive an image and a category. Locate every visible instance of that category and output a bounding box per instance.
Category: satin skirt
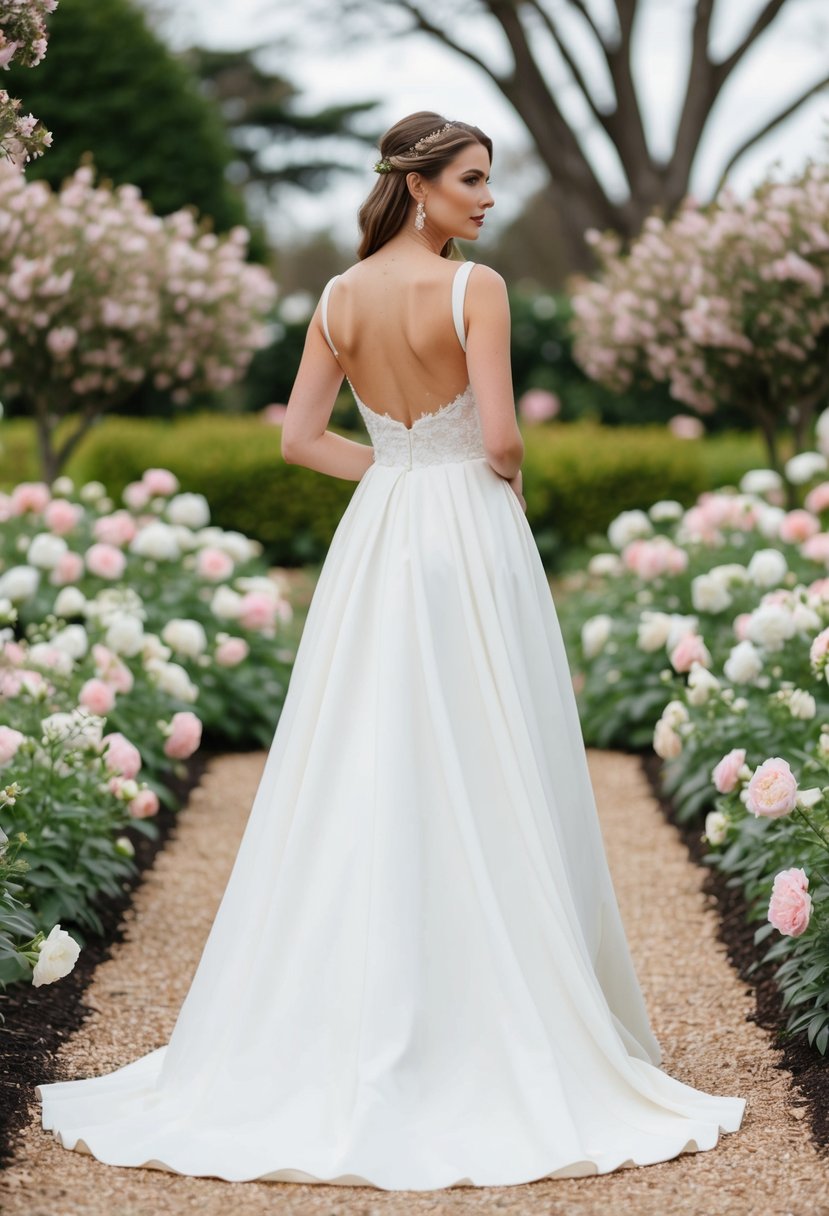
[37,456,745,1190]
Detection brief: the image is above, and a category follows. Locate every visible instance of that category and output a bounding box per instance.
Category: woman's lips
[471,216,484,226]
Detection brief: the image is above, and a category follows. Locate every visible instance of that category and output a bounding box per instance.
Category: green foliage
[5,0,248,233]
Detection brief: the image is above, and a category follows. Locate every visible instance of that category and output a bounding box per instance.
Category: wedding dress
[36,259,745,1190]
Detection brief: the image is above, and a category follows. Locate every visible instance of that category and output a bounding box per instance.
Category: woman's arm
[464,265,524,483]
[280,302,375,482]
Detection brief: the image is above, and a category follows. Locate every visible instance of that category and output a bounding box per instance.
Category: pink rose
[44,499,82,536]
[733,612,752,641]
[92,643,134,693]
[238,591,278,631]
[142,467,179,497]
[162,711,202,760]
[768,868,812,937]
[102,731,141,779]
[79,678,115,716]
[196,547,234,581]
[779,509,820,544]
[0,725,25,765]
[712,747,746,794]
[49,550,85,586]
[85,543,126,580]
[805,482,829,514]
[93,510,137,547]
[215,637,249,667]
[810,626,829,672]
[801,532,829,562]
[2,641,25,666]
[669,632,711,673]
[123,481,150,511]
[10,482,50,516]
[746,756,798,819]
[127,788,159,819]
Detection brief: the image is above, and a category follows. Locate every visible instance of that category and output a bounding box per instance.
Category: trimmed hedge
[0,414,767,568]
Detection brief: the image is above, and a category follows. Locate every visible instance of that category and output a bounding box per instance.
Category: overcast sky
[158,0,829,253]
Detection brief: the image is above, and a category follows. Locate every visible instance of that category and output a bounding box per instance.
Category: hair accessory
[407,122,455,155]
[374,158,393,174]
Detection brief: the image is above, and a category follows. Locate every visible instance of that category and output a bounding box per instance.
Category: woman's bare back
[320,255,477,429]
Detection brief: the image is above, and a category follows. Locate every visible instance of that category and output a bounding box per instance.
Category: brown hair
[357,111,493,261]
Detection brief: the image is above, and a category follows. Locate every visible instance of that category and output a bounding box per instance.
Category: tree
[317,0,829,270]
[4,0,248,234]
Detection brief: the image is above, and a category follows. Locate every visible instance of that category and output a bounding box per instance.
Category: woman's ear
[406,170,425,201]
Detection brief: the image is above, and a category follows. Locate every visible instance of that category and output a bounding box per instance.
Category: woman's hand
[507,469,526,513]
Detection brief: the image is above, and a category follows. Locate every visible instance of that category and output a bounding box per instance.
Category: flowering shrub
[0,0,57,167]
[0,159,277,478]
[570,159,829,477]
[561,418,829,1053]
[0,465,296,991]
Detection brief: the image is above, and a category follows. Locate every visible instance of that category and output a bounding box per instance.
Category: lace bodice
[320,261,488,468]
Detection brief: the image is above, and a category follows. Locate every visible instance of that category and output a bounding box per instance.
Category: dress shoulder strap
[451,260,476,353]
[319,274,340,357]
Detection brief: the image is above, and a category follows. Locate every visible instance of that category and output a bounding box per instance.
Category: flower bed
[559,423,829,1056]
[0,466,296,996]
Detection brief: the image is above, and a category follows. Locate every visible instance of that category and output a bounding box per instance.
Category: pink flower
[196,547,235,581]
[668,414,704,439]
[50,550,85,586]
[92,644,134,693]
[733,612,752,641]
[518,389,560,423]
[128,788,159,819]
[779,509,820,544]
[78,677,115,716]
[801,532,829,563]
[768,868,812,937]
[2,641,25,666]
[163,711,202,759]
[215,637,249,667]
[93,510,137,547]
[142,467,179,497]
[238,591,278,631]
[44,499,82,536]
[46,326,78,358]
[746,757,798,819]
[10,482,50,516]
[123,481,150,511]
[0,725,25,765]
[102,731,141,779]
[669,632,711,673]
[805,482,829,514]
[85,542,126,580]
[712,747,746,794]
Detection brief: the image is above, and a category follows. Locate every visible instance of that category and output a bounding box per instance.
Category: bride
[36,110,745,1191]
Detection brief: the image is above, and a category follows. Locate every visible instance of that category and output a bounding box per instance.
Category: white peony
[791,602,822,634]
[637,610,674,652]
[54,587,87,618]
[648,499,684,523]
[0,565,40,603]
[653,718,682,759]
[31,923,81,987]
[746,548,788,588]
[704,811,728,845]
[130,521,181,561]
[723,640,763,684]
[28,642,74,676]
[661,699,689,728]
[52,475,75,496]
[210,586,243,620]
[755,505,787,539]
[710,563,750,587]
[51,624,89,660]
[27,532,68,570]
[581,614,613,658]
[161,618,208,657]
[739,469,783,495]
[105,614,145,656]
[196,527,260,563]
[168,524,199,553]
[691,572,733,614]
[141,633,172,662]
[166,492,210,529]
[145,659,198,703]
[785,450,828,485]
[607,509,653,550]
[587,553,624,577]
[789,689,817,720]
[41,708,104,748]
[79,480,106,502]
[746,603,796,651]
[687,662,721,706]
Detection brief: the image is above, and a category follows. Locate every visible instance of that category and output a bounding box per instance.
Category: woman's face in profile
[427,143,494,241]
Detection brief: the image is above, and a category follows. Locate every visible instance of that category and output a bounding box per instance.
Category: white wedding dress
[36,260,745,1190]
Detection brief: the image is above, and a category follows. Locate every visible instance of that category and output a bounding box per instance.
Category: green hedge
[0,415,767,568]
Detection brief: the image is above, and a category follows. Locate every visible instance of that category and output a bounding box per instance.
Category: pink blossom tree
[569,159,829,480]
[0,0,57,167]
[0,159,277,478]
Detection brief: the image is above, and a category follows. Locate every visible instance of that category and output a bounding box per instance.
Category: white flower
[723,640,763,684]
[105,614,145,656]
[27,533,68,570]
[785,450,828,485]
[789,689,817,720]
[687,662,721,706]
[587,553,624,577]
[747,548,788,588]
[791,602,822,634]
[41,708,104,748]
[746,603,796,651]
[130,521,181,561]
[653,718,682,759]
[796,786,823,809]
[665,614,699,652]
[196,528,259,563]
[79,480,106,502]
[0,565,40,603]
[739,469,783,495]
[210,586,243,620]
[28,642,74,676]
[52,476,75,496]
[648,499,684,523]
[145,659,198,702]
[608,509,653,550]
[168,524,199,552]
[661,699,689,728]
[581,614,613,658]
[31,924,81,987]
[709,563,750,587]
[637,610,673,652]
[51,624,89,660]
[704,811,728,845]
[161,618,207,657]
[755,505,787,539]
[166,492,210,529]
[115,835,135,857]
[691,572,733,614]
[54,587,87,618]
[140,633,172,662]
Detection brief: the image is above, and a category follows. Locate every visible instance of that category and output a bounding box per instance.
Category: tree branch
[713,0,789,91]
[713,70,829,194]
[523,0,615,133]
[394,0,506,86]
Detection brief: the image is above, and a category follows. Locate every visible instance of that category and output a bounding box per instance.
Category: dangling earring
[415,199,426,231]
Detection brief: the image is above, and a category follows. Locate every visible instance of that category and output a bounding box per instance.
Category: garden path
[1,748,827,1216]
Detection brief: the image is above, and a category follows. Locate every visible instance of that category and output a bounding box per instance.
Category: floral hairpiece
[372,121,457,174]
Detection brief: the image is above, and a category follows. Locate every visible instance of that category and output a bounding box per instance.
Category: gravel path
[2,748,827,1216]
